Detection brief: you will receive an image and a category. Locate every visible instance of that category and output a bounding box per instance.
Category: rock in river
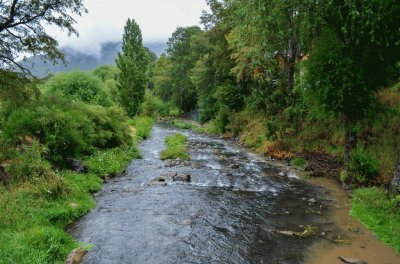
[65,248,87,264]
[173,173,191,182]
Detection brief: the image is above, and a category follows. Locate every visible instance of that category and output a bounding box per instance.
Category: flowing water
[71,123,339,264]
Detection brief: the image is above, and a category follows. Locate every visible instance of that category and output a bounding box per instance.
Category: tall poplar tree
[116,18,148,116]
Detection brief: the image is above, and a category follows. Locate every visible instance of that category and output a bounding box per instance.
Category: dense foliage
[150,0,400,186]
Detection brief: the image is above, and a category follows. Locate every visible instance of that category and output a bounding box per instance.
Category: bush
[349,146,380,184]
[140,90,165,118]
[42,70,110,106]
[213,106,230,134]
[291,157,306,167]
[166,102,182,117]
[2,100,132,166]
[5,140,53,182]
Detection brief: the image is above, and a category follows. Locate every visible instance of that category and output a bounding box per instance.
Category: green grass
[129,116,154,140]
[84,146,141,177]
[170,119,206,134]
[160,133,190,160]
[350,187,400,254]
[0,172,100,263]
[0,138,147,263]
[291,157,307,167]
[171,119,193,129]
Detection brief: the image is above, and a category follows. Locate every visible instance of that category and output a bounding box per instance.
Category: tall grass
[129,116,154,140]
[160,133,190,160]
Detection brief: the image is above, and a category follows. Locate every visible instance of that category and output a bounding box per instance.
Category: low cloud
[45,0,208,56]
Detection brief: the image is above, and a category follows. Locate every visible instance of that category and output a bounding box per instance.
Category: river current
[71,123,335,264]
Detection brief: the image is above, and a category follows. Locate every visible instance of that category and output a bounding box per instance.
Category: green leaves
[115,19,148,117]
[0,0,87,73]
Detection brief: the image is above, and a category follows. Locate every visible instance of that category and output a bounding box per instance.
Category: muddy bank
[304,178,400,264]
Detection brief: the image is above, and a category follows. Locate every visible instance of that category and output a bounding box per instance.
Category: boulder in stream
[173,173,191,182]
[228,164,239,169]
[64,248,87,264]
[150,176,167,186]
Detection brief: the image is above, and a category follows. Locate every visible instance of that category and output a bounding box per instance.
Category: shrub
[5,140,53,182]
[291,157,306,167]
[140,90,165,118]
[2,100,132,166]
[92,65,119,82]
[349,146,380,184]
[42,70,110,106]
[166,102,182,117]
[214,106,230,134]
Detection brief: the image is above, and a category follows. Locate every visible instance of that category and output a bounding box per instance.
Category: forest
[0,0,400,263]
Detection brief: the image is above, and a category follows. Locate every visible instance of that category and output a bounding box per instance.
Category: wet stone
[338,256,367,264]
[308,198,316,203]
[65,248,87,264]
[228,164,240,169]
[173,173,191,182]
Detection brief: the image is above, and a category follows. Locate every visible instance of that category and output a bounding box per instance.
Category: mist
[46,0,209,57]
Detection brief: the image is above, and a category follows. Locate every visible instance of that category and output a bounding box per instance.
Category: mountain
[23,41,167,78]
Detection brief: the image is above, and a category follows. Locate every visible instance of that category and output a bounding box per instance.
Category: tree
[166,26,203,112]
[304,0,400,166]
[225,0,317,91]
[0,0,87,73]
[154,54,174,101]
[115,18,148,116]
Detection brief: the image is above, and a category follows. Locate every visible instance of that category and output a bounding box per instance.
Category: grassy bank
[160,133,190,160]
[0,117,152,264]
[170,119,206,134]
[350,188,400,254]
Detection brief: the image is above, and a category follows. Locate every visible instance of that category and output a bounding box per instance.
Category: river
[70,123,390,263]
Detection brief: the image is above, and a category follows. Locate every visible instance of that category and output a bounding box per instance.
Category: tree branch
[0,54,32,75]
[0,0,18,32]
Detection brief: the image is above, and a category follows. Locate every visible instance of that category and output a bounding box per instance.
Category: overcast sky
[48,0,209,55]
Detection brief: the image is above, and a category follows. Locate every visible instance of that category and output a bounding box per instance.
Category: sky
[48,0,210,55]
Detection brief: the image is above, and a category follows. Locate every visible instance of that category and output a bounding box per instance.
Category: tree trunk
[287,36,297,91]
[343,114,357,167]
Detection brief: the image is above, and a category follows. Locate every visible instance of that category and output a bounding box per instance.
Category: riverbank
[304,178,400,263]
[0,117,153,263]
